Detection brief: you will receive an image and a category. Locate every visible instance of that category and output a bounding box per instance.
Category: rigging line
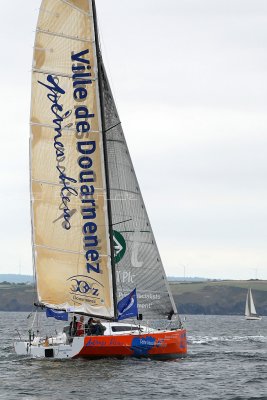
[29,130,38,309]
[104,122,121,134]
[30,310,38,331]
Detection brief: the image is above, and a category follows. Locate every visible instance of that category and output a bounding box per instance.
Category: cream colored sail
[31,0,114,317]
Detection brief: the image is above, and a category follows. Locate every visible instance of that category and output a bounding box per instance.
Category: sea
[0,313,266,400]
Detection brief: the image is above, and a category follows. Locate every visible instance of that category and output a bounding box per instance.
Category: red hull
[78,329,187,360]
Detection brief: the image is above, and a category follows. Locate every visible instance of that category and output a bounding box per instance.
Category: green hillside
[0,280,266,315]
[0,283,36,311]
[170,280,267,315]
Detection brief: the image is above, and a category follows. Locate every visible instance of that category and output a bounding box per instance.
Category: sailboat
[245,289,262,320]
[14,0,187,360]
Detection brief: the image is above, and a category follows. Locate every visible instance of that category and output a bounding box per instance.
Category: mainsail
[31,0,178,321]
[31,0,114,318]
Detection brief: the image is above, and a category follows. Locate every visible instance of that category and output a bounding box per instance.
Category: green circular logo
[113,231,126,263]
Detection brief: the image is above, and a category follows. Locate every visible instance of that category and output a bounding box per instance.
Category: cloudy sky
[0,0,266,279]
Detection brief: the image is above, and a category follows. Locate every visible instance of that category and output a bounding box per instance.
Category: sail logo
[71,49,100,275]
[116,271,136,284]
[68,275,102,299]
[113,231,126,263]
[53,209,77,228]
[130,232,144,268]
[130,336,156,357]
[37,74,78,230]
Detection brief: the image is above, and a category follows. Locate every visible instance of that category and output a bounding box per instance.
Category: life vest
[76,321,85,336]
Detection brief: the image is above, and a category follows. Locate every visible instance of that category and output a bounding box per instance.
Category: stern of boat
[14,341,29,356]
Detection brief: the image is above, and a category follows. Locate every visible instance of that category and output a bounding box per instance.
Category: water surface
[0,313,266,400]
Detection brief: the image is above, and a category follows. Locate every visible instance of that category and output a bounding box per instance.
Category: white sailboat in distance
[245,289,262,320]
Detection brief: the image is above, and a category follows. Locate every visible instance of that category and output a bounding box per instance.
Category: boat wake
[188,335,267,345]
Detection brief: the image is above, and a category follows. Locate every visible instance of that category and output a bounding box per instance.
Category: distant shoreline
[0,279,266,315]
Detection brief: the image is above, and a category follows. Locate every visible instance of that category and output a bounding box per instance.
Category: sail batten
[36,29,93,43]
[31,121,100,134]
[59,0,92,15]
[32,179,106,193]
[35,244,110,257]
[33,68,97,80]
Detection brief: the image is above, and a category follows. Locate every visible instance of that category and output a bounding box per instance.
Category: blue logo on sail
[117,289,138,321]
[46,308,69,321]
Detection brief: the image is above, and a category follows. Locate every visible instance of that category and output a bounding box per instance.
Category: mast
[92,0,118,320]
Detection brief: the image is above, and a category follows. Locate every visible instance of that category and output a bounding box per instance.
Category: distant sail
[99,63,177,320]
[245,288,260,319]
[245,290,250,317]
[30,0,114,317]
[249,289,257,315]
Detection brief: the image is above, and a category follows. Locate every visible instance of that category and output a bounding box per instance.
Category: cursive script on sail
[38,75,78,230]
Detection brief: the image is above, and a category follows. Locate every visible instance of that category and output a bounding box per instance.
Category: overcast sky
[0,0,266,279]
